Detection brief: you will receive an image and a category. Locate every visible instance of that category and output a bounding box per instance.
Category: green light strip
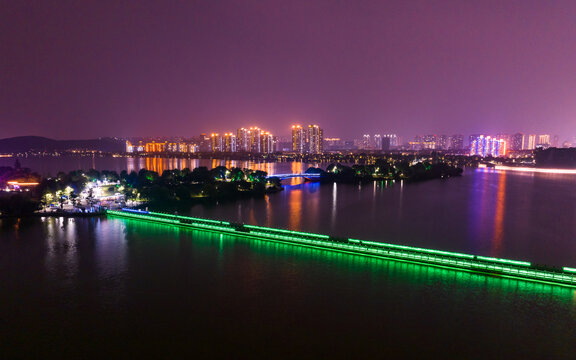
[106,210,576,287]
[107,210,232,232]
[232,232,576,289]
[349,238,475,259]
[147,211,231,225]
[244,224,331,239]
[476,256,531,267]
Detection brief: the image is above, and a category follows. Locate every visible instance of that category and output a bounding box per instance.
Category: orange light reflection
[491,171,506,256]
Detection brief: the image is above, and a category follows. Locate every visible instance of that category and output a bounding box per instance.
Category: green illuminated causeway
[107,209,576,288]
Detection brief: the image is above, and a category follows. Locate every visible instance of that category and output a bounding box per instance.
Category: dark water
[2,167,576,358]
[0,155,321,176]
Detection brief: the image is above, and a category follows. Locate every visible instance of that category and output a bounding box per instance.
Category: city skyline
[2,0,576,139]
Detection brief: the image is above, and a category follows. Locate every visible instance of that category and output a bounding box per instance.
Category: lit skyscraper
[223,133,237,152]
[422,135,437,149]
[292,125,305,153]
[381,137,391,151]
[373,134,382,150]
[249,127,261,153]
[470,135,506,157]
[437,135,448,150]
[382,134,398,148]
[524,134,537,150]
[449,134,463,150]
[259,131,275,153]
[291,124,323,154]
[362,134,371,150]
[236,128,250,152]
[537,134,551,148]
[307,125,323,154]
[510,133,524,151]
[210,133,223,152]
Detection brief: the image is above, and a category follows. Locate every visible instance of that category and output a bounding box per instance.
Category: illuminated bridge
[267,173,322,180]
[107,209,576,288]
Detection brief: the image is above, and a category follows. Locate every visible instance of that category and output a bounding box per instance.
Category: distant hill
[0,136,125,153]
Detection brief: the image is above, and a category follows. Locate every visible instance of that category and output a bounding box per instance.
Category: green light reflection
[107,210,576,288]
[110,216,576,298]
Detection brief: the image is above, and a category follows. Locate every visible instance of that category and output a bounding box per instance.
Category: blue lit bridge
[267,173,322,180]
[107,208,576,289]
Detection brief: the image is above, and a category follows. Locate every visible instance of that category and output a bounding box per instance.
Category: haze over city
[5,1,576,358]
[2,0,576,139]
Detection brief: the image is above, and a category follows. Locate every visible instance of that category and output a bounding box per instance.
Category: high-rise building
[362,134,371,150]
[292,124,322,154]
[307,125,323,154]
[249,127,261,153]
[226,126,277,153]
[223,133,237,152]
[449,134,463,150]
[537,134,551,148]
[382,134,398,148]
[210,133,223,152]
[437,135,448,150]
[144,141,166,153]
[259,131,275,153]
[381,137,391,151]
[373,134,382,150]
[126,140,145,153]
[422,135,437,149]
[468,134,481,148]
[198,134,211,152]
[236,128,250,152]
[495,134,511,146]
[510,133,524,151]
[524,134,537,150]
[470,135,506,157]
[292,125,305,153]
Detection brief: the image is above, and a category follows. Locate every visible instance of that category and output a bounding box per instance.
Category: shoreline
[0,211,106,219]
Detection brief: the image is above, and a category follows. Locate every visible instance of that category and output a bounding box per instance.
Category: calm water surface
[0,155,321,176]
[1,161,576,358]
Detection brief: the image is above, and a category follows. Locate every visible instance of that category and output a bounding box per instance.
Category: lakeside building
[237,128,250,152]
[524,134,537,150]
[373,134,382,150]
[410,135,438,150]
[449,134,464,150]
[210,134,223,152]
[211,127,276,153]
[382,134,399,149]
[126,128,276,154]
[292,124,323,154]
[470,135,507,157]
[537,134,551,148]
[223,133,237,152]
[510,133,524,151]
[126,140,198,154]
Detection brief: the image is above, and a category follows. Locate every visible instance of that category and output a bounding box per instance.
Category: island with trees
[307,158,463,183]
[0,157,462,217]
[0,165,282,217]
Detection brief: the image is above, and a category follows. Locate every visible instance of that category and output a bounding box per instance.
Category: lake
[1,158,576,358]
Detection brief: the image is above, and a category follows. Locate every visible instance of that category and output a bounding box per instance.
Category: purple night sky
[1,0,576,140]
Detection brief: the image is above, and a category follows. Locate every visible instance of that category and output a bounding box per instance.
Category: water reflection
[469,170,493,251]
[288,184,302,230]
[331,183,337,228]
[106,215,576,300]
[128,156,313,176]
[45,217,79,287]
[290,162,304,186]
[492,171,507,256]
